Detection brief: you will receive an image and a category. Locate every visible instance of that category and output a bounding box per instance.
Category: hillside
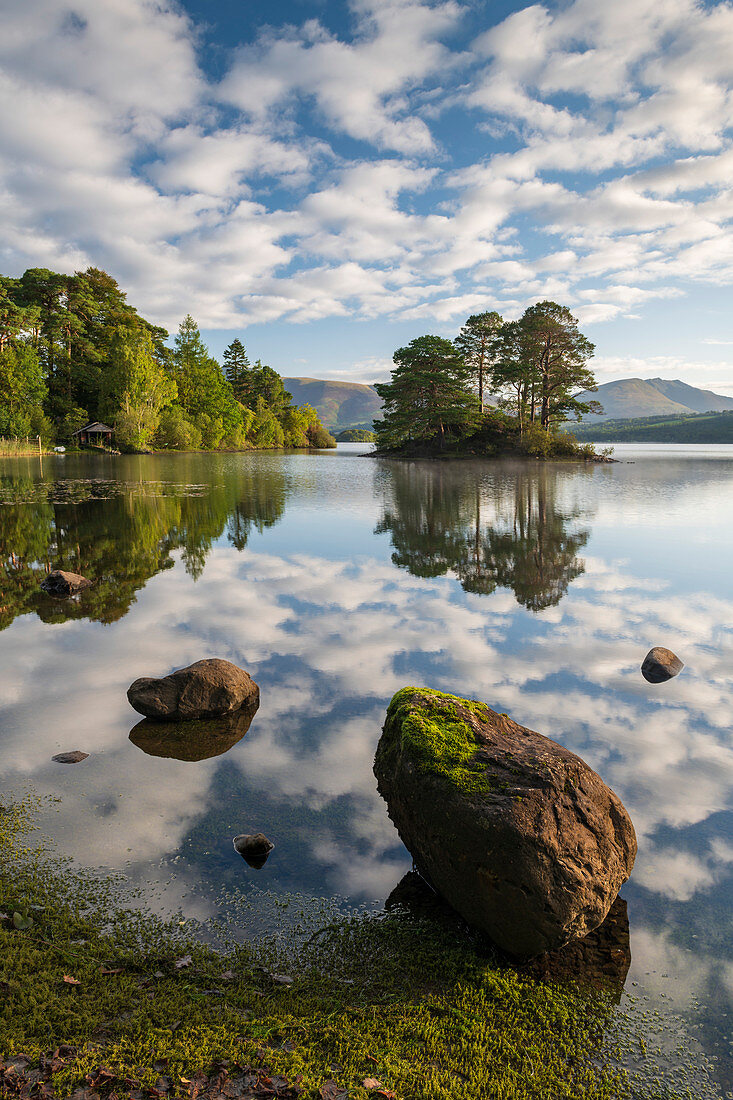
[279,373,733,431]
[571,410,733,443]
[575,377,733,421]
[283,377,382,429]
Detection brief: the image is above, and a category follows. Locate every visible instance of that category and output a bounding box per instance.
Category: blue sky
[2,0,733,391]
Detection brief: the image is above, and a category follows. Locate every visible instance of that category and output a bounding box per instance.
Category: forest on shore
[0,267,335,452]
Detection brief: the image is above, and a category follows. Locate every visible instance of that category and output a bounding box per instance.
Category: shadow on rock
[129,700,259,762]
[386,871,630,996]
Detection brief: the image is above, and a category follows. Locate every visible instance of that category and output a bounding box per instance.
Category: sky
[2,0,733,391]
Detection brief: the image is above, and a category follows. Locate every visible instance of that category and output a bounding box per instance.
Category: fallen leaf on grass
[175,955,193,969]
[363,1081,396,1099]
[319,1080,348,1100]
[99,967,124,976]
[63,975,81,986]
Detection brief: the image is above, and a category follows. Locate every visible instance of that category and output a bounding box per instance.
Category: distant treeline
[0,268,334,451]
[334,428,376,442]
[569,410,733,443]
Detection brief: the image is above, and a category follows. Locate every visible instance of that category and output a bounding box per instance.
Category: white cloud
[2,0,733,352]
[221,0,462,155]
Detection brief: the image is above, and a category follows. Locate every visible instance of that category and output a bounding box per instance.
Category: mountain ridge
[281,374,733,428]
[576,377,733,422]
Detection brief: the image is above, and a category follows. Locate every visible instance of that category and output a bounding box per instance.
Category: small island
[373,303,606,460]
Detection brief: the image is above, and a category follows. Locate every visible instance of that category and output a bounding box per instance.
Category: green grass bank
[0,795,712,1100]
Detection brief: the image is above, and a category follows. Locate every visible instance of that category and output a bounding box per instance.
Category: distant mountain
[283,377,382,429]
[576,378,733,422]
[282,373,733,430]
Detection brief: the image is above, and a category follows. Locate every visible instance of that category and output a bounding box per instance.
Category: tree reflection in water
[0,457,287,631]
[376,460,593,611]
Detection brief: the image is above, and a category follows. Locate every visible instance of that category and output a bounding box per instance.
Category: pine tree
[374,335,480,452]
[222,338,250,402]
[454,311,503,412]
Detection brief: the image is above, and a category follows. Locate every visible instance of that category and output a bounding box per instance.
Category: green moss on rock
[377,687,497,797]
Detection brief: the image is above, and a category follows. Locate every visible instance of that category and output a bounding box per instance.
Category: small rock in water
[41,570,92,596]
[52,750,89,764]
[127,658,259,720]
[233,832,274,869]
[641,647,684,683]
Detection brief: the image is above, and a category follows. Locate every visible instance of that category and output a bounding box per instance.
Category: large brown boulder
[127,659,259,721]
[374,688,636,958]
[40,570,92,596]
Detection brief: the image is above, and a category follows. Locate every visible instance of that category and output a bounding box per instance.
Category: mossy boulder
[374,688,637,958]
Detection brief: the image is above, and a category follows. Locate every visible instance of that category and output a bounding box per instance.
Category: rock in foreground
[641,647,684,683]
[374,688,636,957]
[40,570,92,596]
[127,658,259,721]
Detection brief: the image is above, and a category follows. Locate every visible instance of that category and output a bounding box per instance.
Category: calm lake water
[1,444,732,1094]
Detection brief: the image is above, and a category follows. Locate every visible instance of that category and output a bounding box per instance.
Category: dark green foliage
[454,310,503,412]
[222,338,250,401]
[335,428,376,441]
[490,303,599,432]
[374,336,481,452]
[0,344,47,437]
[237,360,293,417]
[171,316,245,448]
[0,269,334,452]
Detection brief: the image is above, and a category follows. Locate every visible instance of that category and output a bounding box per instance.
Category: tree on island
[454,311,503,413]
[490,302,600,432]
[374,335,480,451]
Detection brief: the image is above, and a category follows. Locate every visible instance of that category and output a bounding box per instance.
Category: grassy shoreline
[0,795,651,1100]
[0,794,713,1100]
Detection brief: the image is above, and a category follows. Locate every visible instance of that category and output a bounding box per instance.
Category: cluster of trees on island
[375,303,601,455]
[0,268,335,451]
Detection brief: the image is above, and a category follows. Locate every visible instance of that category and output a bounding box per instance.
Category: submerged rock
[374,688,637,958]
[40,570,92,596]
[127,658,259,720]
[641,647,684,683]
[51,750,89,764]
[128,701,258,761]
[233,832,274,869]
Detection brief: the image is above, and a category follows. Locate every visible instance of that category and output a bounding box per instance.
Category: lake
[1,444,732,1095]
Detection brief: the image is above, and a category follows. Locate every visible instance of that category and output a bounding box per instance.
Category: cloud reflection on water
[1,451,733,1084]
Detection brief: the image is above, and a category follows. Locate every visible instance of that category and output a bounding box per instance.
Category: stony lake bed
[1,444,732,1098]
